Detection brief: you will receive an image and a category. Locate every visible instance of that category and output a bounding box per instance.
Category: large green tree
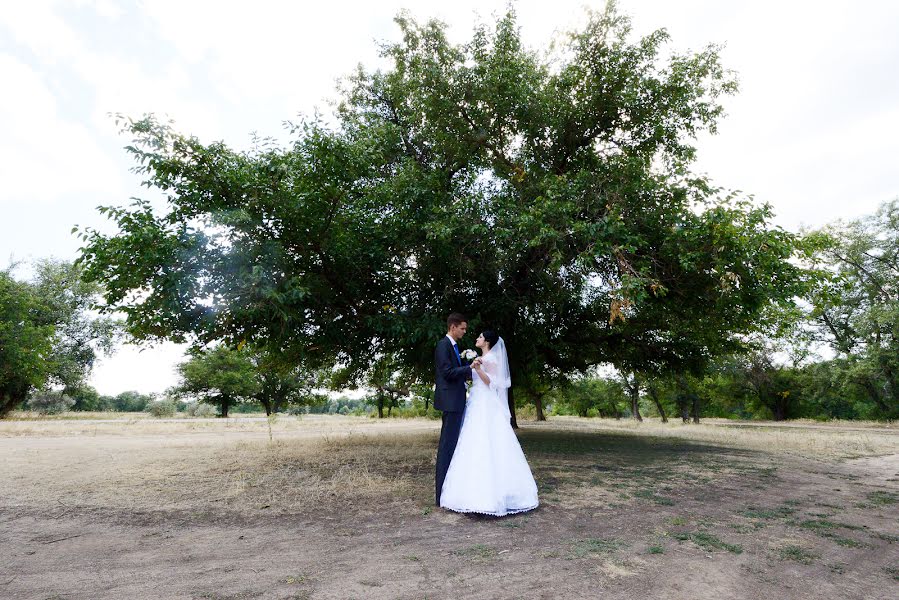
[31,259,119,395]
[0,261,117,418]
[77,5,802,418]
[805,200,899,418]
[0,270,54,417]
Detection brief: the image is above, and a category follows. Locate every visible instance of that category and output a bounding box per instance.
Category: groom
[434,312,476,505]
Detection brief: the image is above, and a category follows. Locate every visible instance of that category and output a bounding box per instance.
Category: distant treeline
[550,357,895,422]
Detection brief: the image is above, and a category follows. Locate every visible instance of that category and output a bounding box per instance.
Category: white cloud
[0,53,123,204]
[1,0,85,64]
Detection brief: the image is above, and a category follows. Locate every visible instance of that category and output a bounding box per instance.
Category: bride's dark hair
[482,329,499,349]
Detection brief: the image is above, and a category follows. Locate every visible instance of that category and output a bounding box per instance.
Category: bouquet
[461,349,478,362]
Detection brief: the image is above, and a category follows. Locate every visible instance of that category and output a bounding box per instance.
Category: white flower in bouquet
[461,349,477,362]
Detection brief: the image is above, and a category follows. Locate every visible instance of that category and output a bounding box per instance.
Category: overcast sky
[2,0,898,395]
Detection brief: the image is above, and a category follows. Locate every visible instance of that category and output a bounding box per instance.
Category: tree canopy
[804,200,899,418]
[175,346,260,418]
[0,261,117,418]
[77,5,804,413]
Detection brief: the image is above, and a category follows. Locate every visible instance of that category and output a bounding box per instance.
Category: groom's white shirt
[445,334,471,370]
[445,334,458,362]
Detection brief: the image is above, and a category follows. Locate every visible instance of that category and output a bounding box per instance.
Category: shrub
[184,401,217,417]
[517,404,537,420]
[146,399,177,418]
[193,403,216,417]
[25,393,75,415]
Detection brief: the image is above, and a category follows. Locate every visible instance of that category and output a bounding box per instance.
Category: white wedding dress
[440,338,539,516]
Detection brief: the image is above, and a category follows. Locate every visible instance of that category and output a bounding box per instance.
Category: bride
[439,330,539,516]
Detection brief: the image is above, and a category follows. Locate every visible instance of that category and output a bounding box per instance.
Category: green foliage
[30,259,119,395]
[250,349,325,415]
[69,385,103,411]
[146,398,177,417]
[1,260,117,418]
[0,269,54,417]
[185,401,217,417]
[302,395,367,415]
[804,200,899,419]
[25,392,75,415]
[76,5,802,413]
[174,346,260,417]
[550,376,627,417]
[108,390,154,412]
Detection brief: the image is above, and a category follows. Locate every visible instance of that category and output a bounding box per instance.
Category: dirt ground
[1,415,897,600]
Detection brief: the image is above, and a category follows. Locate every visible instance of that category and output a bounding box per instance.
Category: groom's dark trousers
[434,336,472,505]
[435,411,465,504]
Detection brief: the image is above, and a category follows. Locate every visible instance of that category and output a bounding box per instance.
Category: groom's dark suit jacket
[433,336,472,412]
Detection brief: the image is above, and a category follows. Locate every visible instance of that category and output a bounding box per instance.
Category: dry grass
[543,416,899,459]
[1,414,896,519]
[0,416,440,516]
[3,414,897,600]
[0,412,434,438]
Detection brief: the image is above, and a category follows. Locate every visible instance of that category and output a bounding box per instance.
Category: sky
[2,0,898,395]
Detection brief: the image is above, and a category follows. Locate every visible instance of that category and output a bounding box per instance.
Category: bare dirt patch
[1,415,897,599]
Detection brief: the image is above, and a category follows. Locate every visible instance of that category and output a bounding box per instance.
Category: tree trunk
[1,384,29,419]
[272,390,287,415]
[261,399,272,416]
[377,393,384,418]
[677,397,689,423]
[535,394,546,421]
[508,386,518,429]
[648,385,668,423]
[1,392,22,418]
[691,395,700,424]
[220,397,230,418]
[387,403,392,417]
[628,376,643,422]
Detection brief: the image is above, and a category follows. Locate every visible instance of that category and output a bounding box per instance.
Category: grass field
[1,414,897,599]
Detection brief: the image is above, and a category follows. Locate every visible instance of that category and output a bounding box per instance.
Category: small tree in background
[146,397,177,418]
[251,349,323,415]
[175,346,259,417]
[69,385,103,411]
[109,390,154,412]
